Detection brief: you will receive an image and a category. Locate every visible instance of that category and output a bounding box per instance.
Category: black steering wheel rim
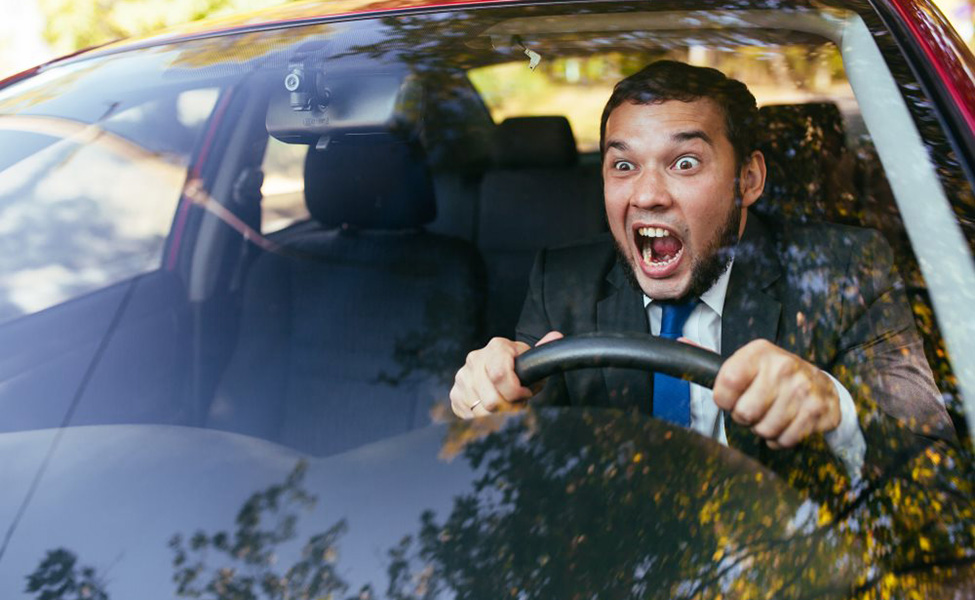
[514,333,725,388]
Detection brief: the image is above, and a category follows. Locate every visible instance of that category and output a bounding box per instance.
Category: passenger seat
[756,102,859,224]
[208,132,485,456]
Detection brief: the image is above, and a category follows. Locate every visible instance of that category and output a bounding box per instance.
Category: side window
[0,86,219,324]
[260,136,310,234]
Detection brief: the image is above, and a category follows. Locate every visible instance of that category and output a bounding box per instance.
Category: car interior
[165,7,963,457]
[0,3,967,458]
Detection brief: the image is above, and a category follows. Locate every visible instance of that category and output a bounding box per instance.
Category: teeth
[643,246,683,267]
[638,227,670,238]
[638,226,680,267]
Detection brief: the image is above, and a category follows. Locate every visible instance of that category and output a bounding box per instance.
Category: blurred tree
[35,0,297,54]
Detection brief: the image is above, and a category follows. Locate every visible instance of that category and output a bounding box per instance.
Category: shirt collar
[642,258,735,318]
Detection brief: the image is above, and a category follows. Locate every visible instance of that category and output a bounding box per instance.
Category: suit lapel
[721,215,784,450]
[721,215,783,356]
[597,262,651,411]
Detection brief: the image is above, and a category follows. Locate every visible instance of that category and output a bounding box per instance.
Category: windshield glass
[0,1,974,598]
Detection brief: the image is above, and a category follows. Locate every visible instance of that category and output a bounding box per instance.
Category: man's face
[603,99,751,300]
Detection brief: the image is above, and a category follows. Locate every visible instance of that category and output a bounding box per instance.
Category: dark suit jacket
[515,214,955,481]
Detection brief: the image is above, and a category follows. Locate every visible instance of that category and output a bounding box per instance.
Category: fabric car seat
[756,102,917,275]
[477,116,605,337]
[755,102,860,224]
[755,101,932,323]
[207,132,485,456]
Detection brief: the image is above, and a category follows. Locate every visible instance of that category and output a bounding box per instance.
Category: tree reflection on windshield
[20,409,975,599]
[25,548,108,600]
[392,409,859,599]
[168,460,365,600]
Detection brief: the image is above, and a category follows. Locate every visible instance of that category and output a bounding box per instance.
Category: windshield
[0,1,974,598]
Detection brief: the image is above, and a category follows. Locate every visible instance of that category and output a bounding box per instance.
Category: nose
[631,168,673,210]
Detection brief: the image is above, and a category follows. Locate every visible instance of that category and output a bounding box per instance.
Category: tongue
[651,236,681,260]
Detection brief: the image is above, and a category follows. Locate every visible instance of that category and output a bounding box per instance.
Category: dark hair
[600,60,759,168]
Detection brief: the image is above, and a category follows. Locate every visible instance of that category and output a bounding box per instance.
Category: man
[449,61,954,479]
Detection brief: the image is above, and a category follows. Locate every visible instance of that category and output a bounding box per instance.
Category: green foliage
[36,0,298,54]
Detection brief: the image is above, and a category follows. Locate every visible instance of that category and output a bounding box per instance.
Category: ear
[738,150,766,209]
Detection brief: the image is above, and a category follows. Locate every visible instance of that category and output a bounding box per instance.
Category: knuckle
[795,392,818,413]
[733,406,758,424]
[485,361,510,383]
[773,355,796,378]
[487,337,512,352]
[716,367,746,393]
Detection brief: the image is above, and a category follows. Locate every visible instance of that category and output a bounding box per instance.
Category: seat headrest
[304,134,436,230]
[760,103,847,155]
[494,116,578,168]
[756,102,855,223]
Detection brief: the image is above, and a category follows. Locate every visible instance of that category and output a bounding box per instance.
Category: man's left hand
[712,339,841,449]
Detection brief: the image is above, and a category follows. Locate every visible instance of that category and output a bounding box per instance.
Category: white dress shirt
[644,261,866,478]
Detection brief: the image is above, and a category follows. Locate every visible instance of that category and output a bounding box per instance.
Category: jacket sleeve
[514,248,572,406]
[515,249,551,348]
[830,229,956,445]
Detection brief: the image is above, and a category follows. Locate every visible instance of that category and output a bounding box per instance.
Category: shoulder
[757,218,902,315]
[533,232,617,280]
[518,233,619,339]
[767,218,893,272]
[778,220,887,250]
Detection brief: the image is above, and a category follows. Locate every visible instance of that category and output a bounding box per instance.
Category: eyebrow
[604,130,713,153]
[672,130,713,145]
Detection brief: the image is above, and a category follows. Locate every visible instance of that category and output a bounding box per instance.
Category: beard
[614,187,742,302]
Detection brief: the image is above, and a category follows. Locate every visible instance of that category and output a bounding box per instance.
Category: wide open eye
[613,160,635,171]
[673,156,701,171]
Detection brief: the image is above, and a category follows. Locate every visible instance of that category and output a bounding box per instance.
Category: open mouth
[637,226,684,272]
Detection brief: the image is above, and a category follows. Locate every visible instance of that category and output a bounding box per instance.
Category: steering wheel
[514,333,725,388]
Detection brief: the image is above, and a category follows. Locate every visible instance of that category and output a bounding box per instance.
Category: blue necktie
[652,300,697,427]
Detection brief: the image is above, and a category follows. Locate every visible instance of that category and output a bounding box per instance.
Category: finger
[468,360,507,412]
[470,340,532,411]
[449,373,477,420]
[486,342,534,402]
[770,407,817,448]
[779,380,839,446]
[470,398,494,417]
[729,363,777,426]
[713,341,769,410]
[536,330,564,346]
[750,377,804,440]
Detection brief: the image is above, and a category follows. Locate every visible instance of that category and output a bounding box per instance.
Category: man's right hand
[450,331,563,419]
